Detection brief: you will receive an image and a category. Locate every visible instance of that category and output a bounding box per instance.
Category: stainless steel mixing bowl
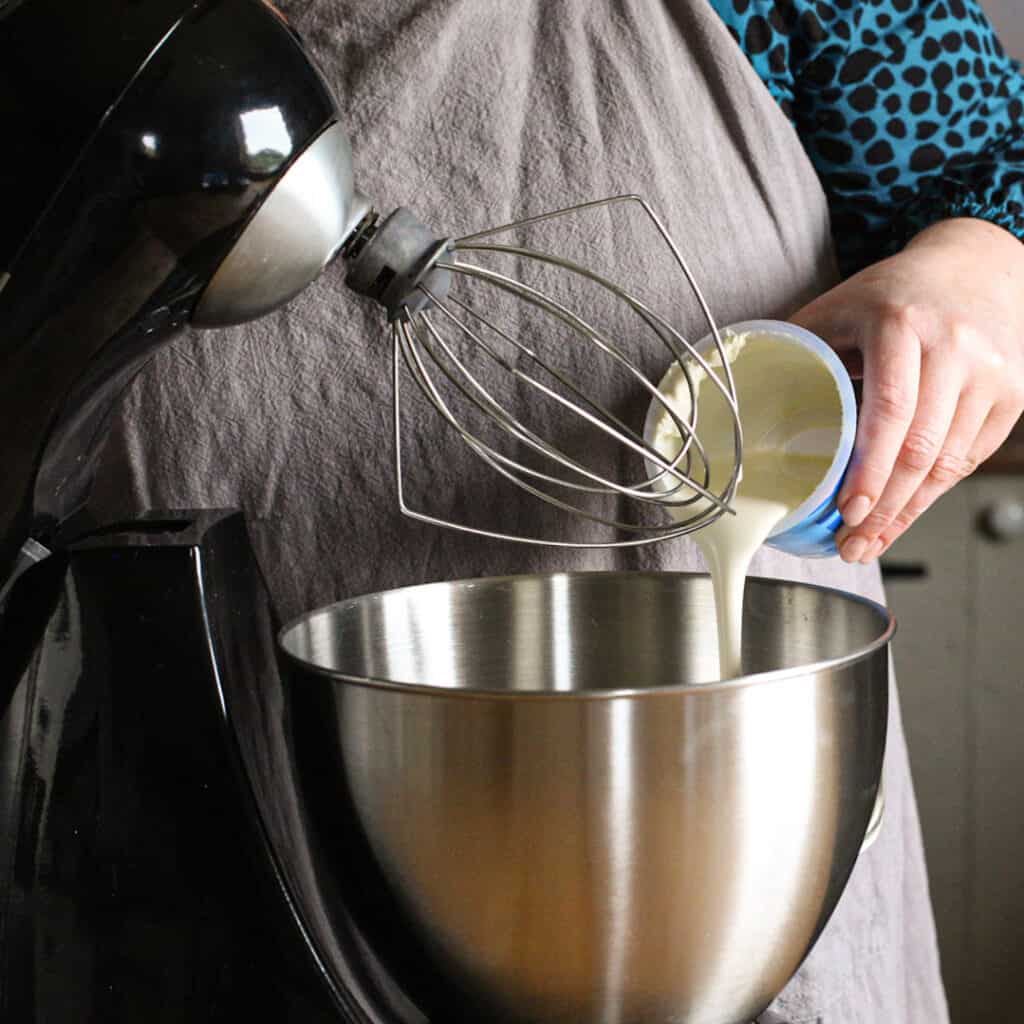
[278,572,891,1024]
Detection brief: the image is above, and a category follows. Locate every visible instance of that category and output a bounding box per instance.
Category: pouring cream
[651,328,842,679]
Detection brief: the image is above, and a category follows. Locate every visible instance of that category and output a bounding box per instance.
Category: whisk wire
[437,251,737,503]
[411,310,626,496]
[439,289,703,504]
[419,280,721,506]
[395,320,692,539]
[435,259,706,492]
[457,194,739,422]
[406,311,702,524]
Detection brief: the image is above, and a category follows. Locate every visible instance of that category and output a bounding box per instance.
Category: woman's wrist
[906,217,1024,262]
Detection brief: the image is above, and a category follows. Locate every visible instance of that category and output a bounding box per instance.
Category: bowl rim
[276,571,895,702]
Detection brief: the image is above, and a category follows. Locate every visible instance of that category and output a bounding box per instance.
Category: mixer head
[344,195,744,547]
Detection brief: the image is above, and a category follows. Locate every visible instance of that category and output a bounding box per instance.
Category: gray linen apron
[94,1,949,1020]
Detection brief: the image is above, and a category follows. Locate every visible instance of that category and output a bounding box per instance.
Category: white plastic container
[644,318,857,557]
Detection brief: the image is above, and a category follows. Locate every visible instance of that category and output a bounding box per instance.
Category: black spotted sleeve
[708,0,1024,275]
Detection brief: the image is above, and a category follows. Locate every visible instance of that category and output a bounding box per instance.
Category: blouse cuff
[896,190,1024,252]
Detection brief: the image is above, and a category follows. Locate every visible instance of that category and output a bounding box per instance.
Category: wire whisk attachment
[342,194,742,548]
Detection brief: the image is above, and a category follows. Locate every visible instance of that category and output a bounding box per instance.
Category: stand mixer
[0,2,888,1022]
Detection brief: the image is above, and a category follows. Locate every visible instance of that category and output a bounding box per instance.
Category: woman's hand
[790,217,1024,563]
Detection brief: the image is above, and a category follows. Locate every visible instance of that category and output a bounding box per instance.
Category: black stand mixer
[0,4,891,1022]
[0,1,422,1019]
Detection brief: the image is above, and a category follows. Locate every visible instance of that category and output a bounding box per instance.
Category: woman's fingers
[833,319,922,560]
[837,346,962,561]
[865,395,1022,560]
[865,390,993,557]
[969,401,1024,467]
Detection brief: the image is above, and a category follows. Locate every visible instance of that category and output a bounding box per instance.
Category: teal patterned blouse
[708,0,1024,273]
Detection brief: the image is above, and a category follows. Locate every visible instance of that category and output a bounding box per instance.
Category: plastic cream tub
[644,319,857,557]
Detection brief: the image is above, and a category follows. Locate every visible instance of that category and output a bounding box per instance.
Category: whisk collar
[344,206,453,321]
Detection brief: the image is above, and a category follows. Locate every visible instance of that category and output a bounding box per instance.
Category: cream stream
[652,331,840,679]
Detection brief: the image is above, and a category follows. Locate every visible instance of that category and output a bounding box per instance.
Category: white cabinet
[884,475,1024,1023]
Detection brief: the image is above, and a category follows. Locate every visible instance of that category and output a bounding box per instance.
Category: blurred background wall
[982,0,1024,59]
